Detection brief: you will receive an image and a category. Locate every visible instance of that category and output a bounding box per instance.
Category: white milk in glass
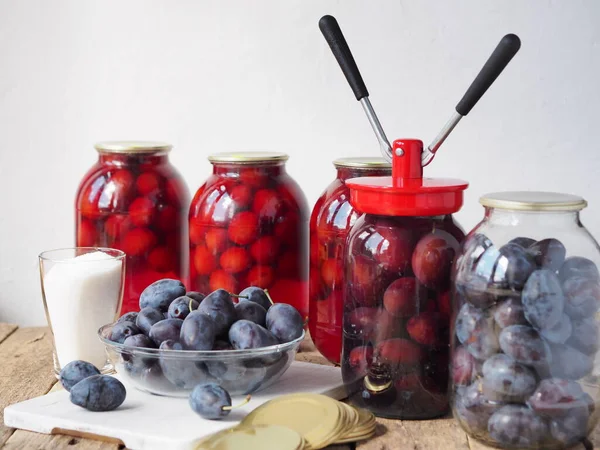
[43,251,123,368]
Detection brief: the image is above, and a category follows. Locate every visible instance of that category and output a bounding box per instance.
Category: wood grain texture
[4,431,121,450]
[0,327,56,446]
[0,324,17,345]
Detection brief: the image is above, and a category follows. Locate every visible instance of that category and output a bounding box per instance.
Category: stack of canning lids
[196,394,376,450]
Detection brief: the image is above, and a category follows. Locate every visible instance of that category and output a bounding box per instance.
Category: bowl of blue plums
[99,279,305,397]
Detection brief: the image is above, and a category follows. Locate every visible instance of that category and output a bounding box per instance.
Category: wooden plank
[0,327,56,446]
[3,431,121,450]
[0,323,18,345]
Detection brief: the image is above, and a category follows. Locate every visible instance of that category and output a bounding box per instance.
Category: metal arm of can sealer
[319,15,521,167]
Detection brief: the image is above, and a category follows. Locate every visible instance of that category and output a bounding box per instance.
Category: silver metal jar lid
[479,191,587,212]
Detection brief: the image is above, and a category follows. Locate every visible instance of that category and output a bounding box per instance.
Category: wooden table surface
[1,323,598,450]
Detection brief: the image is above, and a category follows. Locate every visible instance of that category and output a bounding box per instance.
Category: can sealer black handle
[319,15,369,101]
[455,34,521,116]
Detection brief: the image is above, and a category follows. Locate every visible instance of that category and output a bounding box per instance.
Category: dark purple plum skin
[180,311,216,350]
[529,238,566,271]
[499,325,551,366]
[229,320,278,350]
[69,375,126,412]
[168,296,199,320]
[498,243,536,290]
[185,291,206,304]
[139,278,186,312]
[189,383,232,420]
[549,343,593,380]
[235,301,267,327]
[549,407,589,447]
[522,269,565,330]
[540,314,572,344]
[559,257,600,283]
[493,297,527,329]
[110,321,141,344]
[455,303,499,360]
[562,276,600,319]
[158,340,216,388]
[567,317,599,355]
[265,303,304,343]
[136,307,164,335]
[481,354,537,403]
[527,378,589,418]
[59,360,101,392]
[148,319,183,346]
[123,334,156,349]
[454,382,504,435]
[117,312,138,324]
[198,289,237,336]
[239,286,272,311]
[488,405,547,447]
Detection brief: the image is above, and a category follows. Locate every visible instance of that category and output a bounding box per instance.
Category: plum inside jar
[75,142,190,314]
[309,158,391,365]
[450,192,600,449]
[188,152,309,317]
[342,214,464,419]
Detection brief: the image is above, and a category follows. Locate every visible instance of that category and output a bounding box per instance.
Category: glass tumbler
[39,247,126,375]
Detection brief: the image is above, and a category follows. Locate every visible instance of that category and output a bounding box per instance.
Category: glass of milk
[39,247,126,376]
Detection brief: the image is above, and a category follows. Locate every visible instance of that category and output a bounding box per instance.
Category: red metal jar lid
[346,139,468,216]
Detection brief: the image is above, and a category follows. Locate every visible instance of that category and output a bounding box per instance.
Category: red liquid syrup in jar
[342,139,468,419]
[309,158,391,365]
[188,152,309,317]
[75,142,190,314]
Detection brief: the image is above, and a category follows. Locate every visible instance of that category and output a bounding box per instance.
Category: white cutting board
[5,361,345,450]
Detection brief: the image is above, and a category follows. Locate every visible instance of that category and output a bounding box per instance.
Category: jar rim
[95,141,172,155]
[208,151,289,164]
[333,157,391,169]
[480,191,587,211]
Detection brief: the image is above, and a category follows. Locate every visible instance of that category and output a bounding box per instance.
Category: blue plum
[562,276,600,319]
[168,296,199,320]
[559,257,600,283]
[488,405,547,447]
[149,319,183,346]
[493,297,527,329]
[549,343,593,380]
[136,307,165,335]
[180,311,216,350]
[117,312,138,324]
[540,314,572,344]
[508,237,536,248]
[529,238,566,271]
[123,334,156,349]
[235,301,267,327]
[158,340,215,388]
[266,303,304,343]
[229,320,278,350]
[527,378,590,418]
[499,325,551,366]
[185,291,206,304]
[522,269,565,330]
[110,321,141,344]
[69,375,126,411]
[567,317,599,355]
[189,383,233,420]
[239,286,272,311]
[498,243,536,290]
[454,381,504,435]
[198,289,237,336]
[139,278,186,312]
[481,354,537,403]
[455,303,499,360]
[59,360,100,392]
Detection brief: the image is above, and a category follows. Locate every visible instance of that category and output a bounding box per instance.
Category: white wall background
[1,0,599,326]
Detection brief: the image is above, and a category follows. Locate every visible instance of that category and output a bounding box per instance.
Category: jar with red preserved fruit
[342,139,468,419]
[189,152,309,317]
[310,157,391,365]
[75,141,190,314]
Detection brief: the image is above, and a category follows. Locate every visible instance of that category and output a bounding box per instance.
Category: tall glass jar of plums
[451,191,600,449]
[188,152,309,317]
[310,157,391,365]
[341,139,468,419]
[75,142,190,314]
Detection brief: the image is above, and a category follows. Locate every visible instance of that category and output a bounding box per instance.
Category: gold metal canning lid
[94,141,172,155]
[208,151,289,164]
[333,157,391,169]
[479,191,587,212]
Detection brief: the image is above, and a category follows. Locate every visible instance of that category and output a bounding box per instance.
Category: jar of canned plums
[75,141,190,314]
[189,152,309,317]
[451,191,600,449]
[341,139,468,419]
[309,157,391,365]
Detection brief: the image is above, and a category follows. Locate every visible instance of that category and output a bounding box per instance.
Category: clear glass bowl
[98,324,304,397]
